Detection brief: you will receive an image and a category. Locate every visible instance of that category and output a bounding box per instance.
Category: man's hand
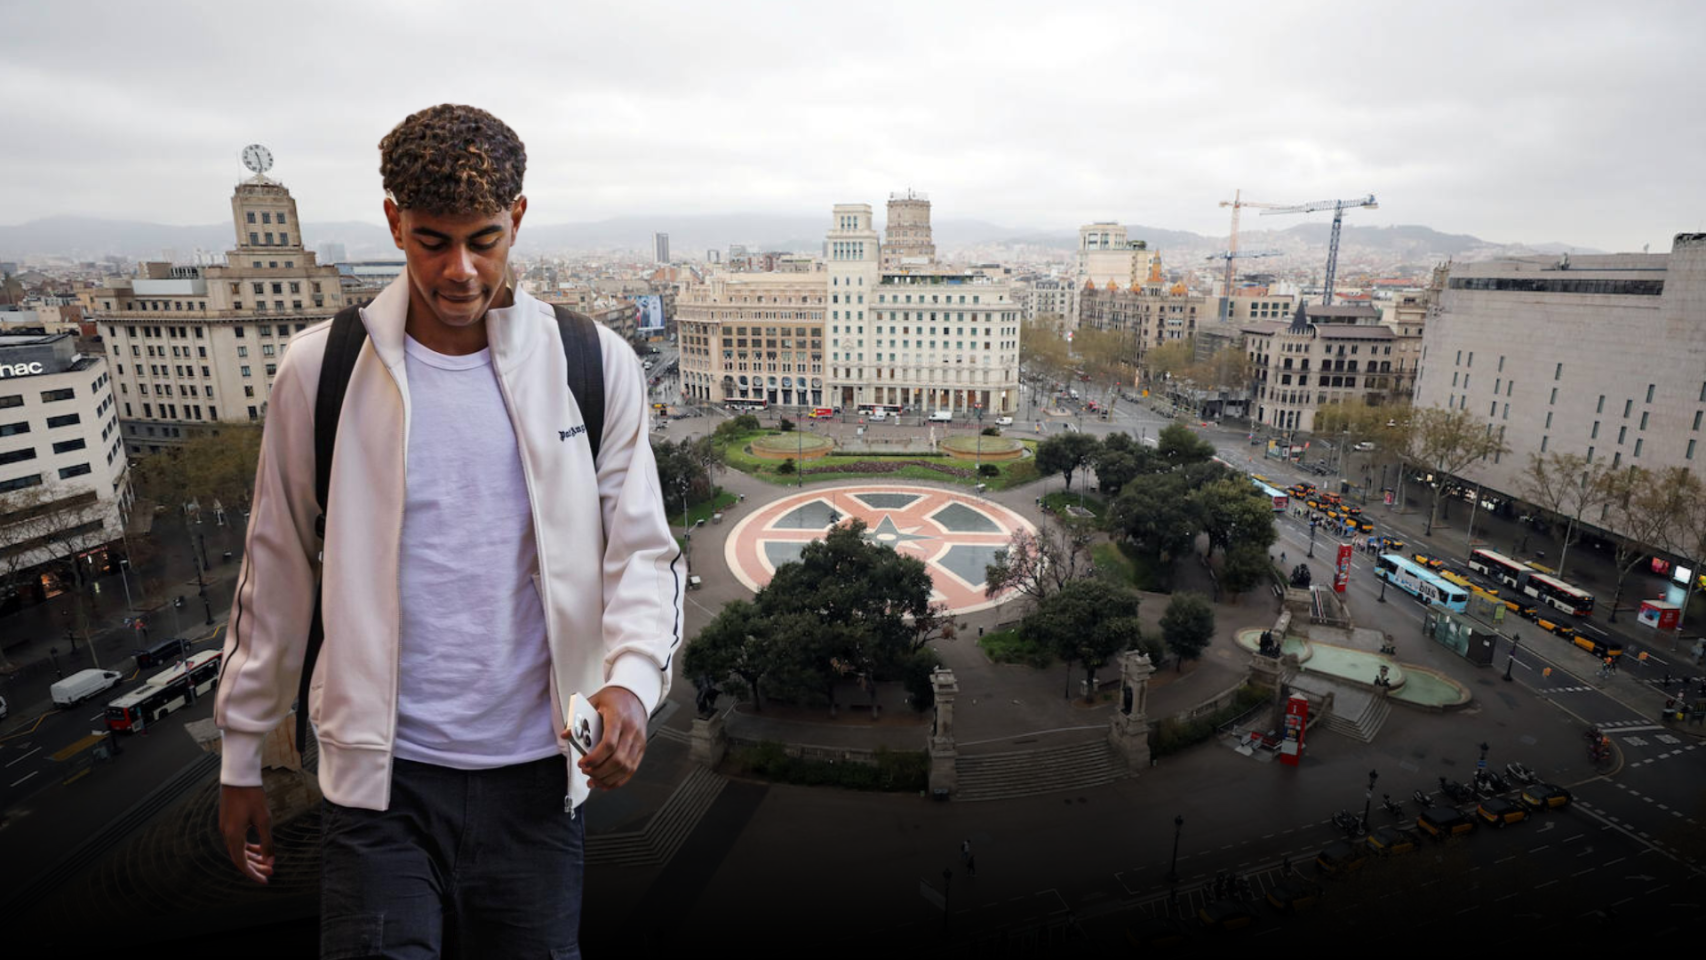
[574,686,648,790]
[219,784,275,884]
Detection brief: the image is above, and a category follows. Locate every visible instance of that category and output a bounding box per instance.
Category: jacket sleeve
[593,326,683,716]
[213,338,323,787]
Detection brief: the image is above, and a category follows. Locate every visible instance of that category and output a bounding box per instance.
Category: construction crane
[1259,194,1378,305]
[1218,189,1285,295]
[1205,249,1282,321]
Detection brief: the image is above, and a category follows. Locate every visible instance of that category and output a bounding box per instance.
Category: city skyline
[2,0,1700,254]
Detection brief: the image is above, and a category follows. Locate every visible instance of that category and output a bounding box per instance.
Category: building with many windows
[81,164,346,454]
[1246,302,1418,433]
[1076,222,1155,296]
[675,272,826,408]
[1413,235,1706,541]
[676,200,1021,417]
[0,333,130,605]
[880,191,936,271]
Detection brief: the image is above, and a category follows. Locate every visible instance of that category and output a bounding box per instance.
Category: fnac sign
[0,361,45,378]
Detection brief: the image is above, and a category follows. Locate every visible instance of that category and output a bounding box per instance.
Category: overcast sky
[2,0,1699,252]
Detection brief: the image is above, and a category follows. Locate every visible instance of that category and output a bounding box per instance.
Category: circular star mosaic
[723,484,1039,615]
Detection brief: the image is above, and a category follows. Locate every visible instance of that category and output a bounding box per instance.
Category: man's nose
[446,245,477,282]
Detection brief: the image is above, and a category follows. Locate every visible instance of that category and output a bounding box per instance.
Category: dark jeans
[320,755,584,959]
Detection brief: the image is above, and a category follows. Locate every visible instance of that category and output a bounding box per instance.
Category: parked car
[994,416,1013,426]
[1265,881,1321,914]
[1476,798,1529,828]
[1417,806,1476,840]
[1365,826,1420,857]
[1315,839,1370,877]
[1519,783,1573,812]
[134,636,191,670]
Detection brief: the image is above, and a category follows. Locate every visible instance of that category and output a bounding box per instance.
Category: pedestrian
[214,105,683,957]
[1280,551,1287,566]
[961,839,971,865]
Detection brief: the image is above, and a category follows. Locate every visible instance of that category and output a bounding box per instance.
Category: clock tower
[230,143,304,254]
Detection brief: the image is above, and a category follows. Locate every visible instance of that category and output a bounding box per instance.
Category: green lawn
[1093,539,1170,592]
[977,627,1054,668]
[715,431,1043,490]
[1043,490,1106,518]
[671,489,738,530]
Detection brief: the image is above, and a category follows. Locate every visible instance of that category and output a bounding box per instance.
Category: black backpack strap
[298,306,367,754]
[551,305,605,463]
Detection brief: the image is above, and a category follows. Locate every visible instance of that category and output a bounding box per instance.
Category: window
[1596,394,1605,413]
[1646,384,1655,403]
[234,326,244,338]
[40,388,74,403]
[1587,446,1594,461]
[246,211,256,223]
[52,438,86,454]
[0,422,27,437]
[1695,411,1702,431]
[58,463,92,480]
[1540,436,1549,452]
[1495,378,1501,394]
[1613,452,1622,468]
[1503,403,1510,420]
[237,346,248,357]
[264,232,273,244]
[0,474,42,492]
[46,413,80,429]
[1634,438,1643,457]
[1690,439,1697,460]
[0,448,37,466]
[1618,425,1627,444]
[1640,411,1649,429]
[1490,401,1497,417]
[1467,352,1473,367]
[250,232,259,245]
[0,395,19,410]
[241,366,251,377]
[1498,356,1505,372]
[261,211,271,224]
[277,211,287,224]
[1545,411,1553,429]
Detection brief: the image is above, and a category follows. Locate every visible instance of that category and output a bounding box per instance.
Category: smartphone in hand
[564,693,603,756]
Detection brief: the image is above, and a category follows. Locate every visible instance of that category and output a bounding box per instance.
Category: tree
[1142,340,1195,385]
[1035,431,1100,490]
[1073,326,1135,384]
[1598,466,1674,623]
[131,423,264,514]
[1192,478,1278,560]
[652,436,720,521]
[1107,472,1199,562]
[984,519,1094,608]
[1089,432,1158,498]
[1023,578,1142,702]
[682,599,785,711]
[1219,543,1272,601]
[1020,317,1072,383]
[713,413,761,442]
[1191,344,1254,395]
[1402,407,1510,536]
[1518,451,1609,579]
[1155,422,1215,466]
[0,484,112,606]
[1160,592,1215,672]
[749,519,939,713]
[1649,467,1706,639]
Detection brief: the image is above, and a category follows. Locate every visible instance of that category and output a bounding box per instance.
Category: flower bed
[799,459,974,479]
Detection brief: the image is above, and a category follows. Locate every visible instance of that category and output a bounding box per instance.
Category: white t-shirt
[392,334,561,769]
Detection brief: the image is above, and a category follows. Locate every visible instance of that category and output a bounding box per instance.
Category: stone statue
[693,674,721,718]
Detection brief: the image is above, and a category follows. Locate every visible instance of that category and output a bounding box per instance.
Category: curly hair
[378,104,526,216]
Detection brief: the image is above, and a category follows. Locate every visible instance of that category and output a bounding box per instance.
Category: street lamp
[1166,814,1184,883]
[1503,634,1519,682]
[1361,769,1378,833]
[1307,518,1317,559]
[1377,563,1387,603]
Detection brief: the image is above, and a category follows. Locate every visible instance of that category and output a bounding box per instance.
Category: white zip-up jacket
[214,275,684,812]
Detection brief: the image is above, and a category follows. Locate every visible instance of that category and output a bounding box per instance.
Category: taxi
[1196,899,1258,931]
[1416,806,1476,840]
[1265,881,1321,914]
[1315,839,1370,877]
[1519,783,1573,812]
[1364,825,1419,857]
[1476,798,1529,828]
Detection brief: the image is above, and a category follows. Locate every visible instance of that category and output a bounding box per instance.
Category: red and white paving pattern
[722,484,1038,615]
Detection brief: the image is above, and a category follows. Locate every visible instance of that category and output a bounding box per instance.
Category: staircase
[1287,675,1392,743]
[953,741,1129,802]
[585,764,726,867]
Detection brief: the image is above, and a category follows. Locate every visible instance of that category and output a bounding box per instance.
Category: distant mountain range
[0,213,1605,267]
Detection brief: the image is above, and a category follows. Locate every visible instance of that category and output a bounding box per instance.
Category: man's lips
[439,291,481,303]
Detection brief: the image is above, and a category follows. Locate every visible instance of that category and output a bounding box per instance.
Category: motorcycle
[1504,761,1537,785]
[1438,776,1474,803]
[1589,742,1613,763]
[1331,809,1362,835]
[1412,788,1433,807]
[1381,794,1404,817]
[1583,725,1604,742]
[1475,768,1509,794]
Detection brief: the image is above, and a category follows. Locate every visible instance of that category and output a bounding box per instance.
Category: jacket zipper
[386,354,409,811]
[489,350,572,813]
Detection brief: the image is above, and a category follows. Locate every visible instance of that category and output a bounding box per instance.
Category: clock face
[241,144,273,174]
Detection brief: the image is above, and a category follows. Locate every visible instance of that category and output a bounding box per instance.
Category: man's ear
[384,198,404,250]
[510,195,527,240]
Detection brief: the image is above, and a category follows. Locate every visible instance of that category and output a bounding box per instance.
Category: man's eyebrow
[409,225,505,241]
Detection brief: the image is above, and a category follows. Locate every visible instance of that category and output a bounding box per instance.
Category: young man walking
[214,104,683,957]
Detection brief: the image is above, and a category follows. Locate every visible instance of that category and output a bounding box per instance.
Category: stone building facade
[1245,303,1417,434]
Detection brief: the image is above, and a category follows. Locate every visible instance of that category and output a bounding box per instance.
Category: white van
[929,410,953,423]
[51,668,122,708]
[868,409,887,421]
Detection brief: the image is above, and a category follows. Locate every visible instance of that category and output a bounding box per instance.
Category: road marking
[1529,845,1549,852]
[1563,833,1585,843]
[1495,855,1516,863]
[1605,857,1626,866]
[1536,880,1558,889]
[9,771,37,787]
[1572,868,1596,878]
[4,747,40,768]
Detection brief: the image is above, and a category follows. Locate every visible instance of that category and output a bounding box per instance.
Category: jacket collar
[359,272,546,371]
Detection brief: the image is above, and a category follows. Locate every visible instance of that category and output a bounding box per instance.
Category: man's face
[385,197,526,329]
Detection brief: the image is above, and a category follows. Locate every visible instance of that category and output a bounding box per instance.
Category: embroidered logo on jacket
[559,425,587,441]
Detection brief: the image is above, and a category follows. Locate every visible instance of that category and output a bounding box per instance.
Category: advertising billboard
[634,294,664,332]
[1334,542,1353,594]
